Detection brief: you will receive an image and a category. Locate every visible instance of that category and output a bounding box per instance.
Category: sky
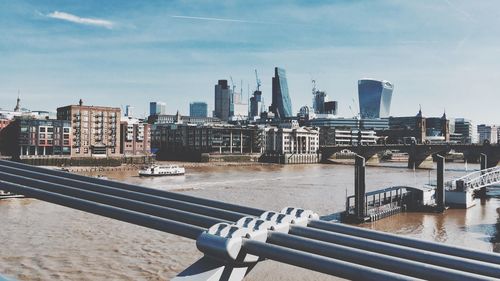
[1,0,500,123]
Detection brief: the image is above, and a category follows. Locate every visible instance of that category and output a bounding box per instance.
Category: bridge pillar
[478,154,488,198]
[354,155,367,221]
[365,154,380,165]
[480,153,487,171]
[408,154,433,169]
[436,155,445,212]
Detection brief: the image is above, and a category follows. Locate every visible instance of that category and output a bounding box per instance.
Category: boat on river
[138,164,185,177]
[0,190,24,199]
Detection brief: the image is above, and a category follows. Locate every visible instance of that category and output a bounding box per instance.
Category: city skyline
[2,1,500,123]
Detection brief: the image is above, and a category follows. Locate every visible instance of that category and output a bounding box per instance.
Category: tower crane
[229,76,236,94]
[254,69,262,91]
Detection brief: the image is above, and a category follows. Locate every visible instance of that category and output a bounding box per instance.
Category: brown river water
[1,162,499,280]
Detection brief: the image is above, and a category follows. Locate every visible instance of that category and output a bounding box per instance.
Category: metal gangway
[445,166,500,191]
[1,160,500,281]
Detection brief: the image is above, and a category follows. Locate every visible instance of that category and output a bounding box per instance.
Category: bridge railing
[2,160,500,281]
[446,166,500,191]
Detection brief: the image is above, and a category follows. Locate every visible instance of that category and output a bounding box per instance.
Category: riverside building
[151,123,262,161]
[57,101,121,157]
[454,118,476,144]
[120,117,151,156]
[477,124,498,144]
[261,125,320,164]
[0,118,72,158]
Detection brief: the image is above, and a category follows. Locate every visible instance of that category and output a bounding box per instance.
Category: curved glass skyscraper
[270,67,293,118]
[358,79,393,119]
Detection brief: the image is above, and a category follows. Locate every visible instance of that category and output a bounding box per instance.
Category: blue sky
[1,0,500,123]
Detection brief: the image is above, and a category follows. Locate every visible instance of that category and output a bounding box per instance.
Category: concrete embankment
[67,161,276,173]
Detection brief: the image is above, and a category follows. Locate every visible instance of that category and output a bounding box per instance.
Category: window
[63,128,70,133]
[39,127,46,132]
[39,133,46,138]
[47,127,54,133]
[39,140,45,145]
[63,140,69,145]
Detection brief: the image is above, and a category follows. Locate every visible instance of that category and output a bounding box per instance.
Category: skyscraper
[269,67,293,118]
[149,102,166,116]
[230,87,248,120]
[190,102,208,117]
[454,118,475,144]
[477,124,498,144]
[358,79,393,119]
[214,80,231,121]
[312,90,328,114]
[250,90,263,118]
[125,105,134,117]
[324,101,338,115]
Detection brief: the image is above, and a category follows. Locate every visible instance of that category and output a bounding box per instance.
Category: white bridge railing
[446,166,500,191]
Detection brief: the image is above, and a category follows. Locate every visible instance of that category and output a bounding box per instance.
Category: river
[1,162,499,280]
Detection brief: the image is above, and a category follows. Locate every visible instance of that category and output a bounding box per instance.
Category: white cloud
[46,11,114,29]
[171,15,279,25]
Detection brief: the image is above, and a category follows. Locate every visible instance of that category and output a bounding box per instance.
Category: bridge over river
[1,160,500,280]
[443,154,500,208]
[319,143,500,169]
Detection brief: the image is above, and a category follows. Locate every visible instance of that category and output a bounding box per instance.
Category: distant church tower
[14,91,21,112]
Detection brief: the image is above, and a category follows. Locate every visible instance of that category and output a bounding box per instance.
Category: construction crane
[254,69,261,91]
[229,76,236,94]
[240,79,243,100]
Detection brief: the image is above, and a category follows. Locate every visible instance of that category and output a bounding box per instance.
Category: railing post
[436,154,445,212]
[478,153,488,197]
[355,155,366,221]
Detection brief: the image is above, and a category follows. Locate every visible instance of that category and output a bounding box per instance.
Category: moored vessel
[138,164,185,176]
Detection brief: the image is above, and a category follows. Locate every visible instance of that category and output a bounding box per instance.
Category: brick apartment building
[57,102,121,157]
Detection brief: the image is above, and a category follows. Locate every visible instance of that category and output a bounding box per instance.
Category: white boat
[0,190,24,199]
[95,174,108,180]
[139,164,185,177]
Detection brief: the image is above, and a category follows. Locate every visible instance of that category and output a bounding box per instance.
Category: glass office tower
[358,79,393,119]
[189,102,208,117]
[270,67,293,118]
[150,101,166,116]
[214,80,231,121]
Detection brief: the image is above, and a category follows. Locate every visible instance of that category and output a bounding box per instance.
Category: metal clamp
[196,207,318,263]
[196,216,270,263]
